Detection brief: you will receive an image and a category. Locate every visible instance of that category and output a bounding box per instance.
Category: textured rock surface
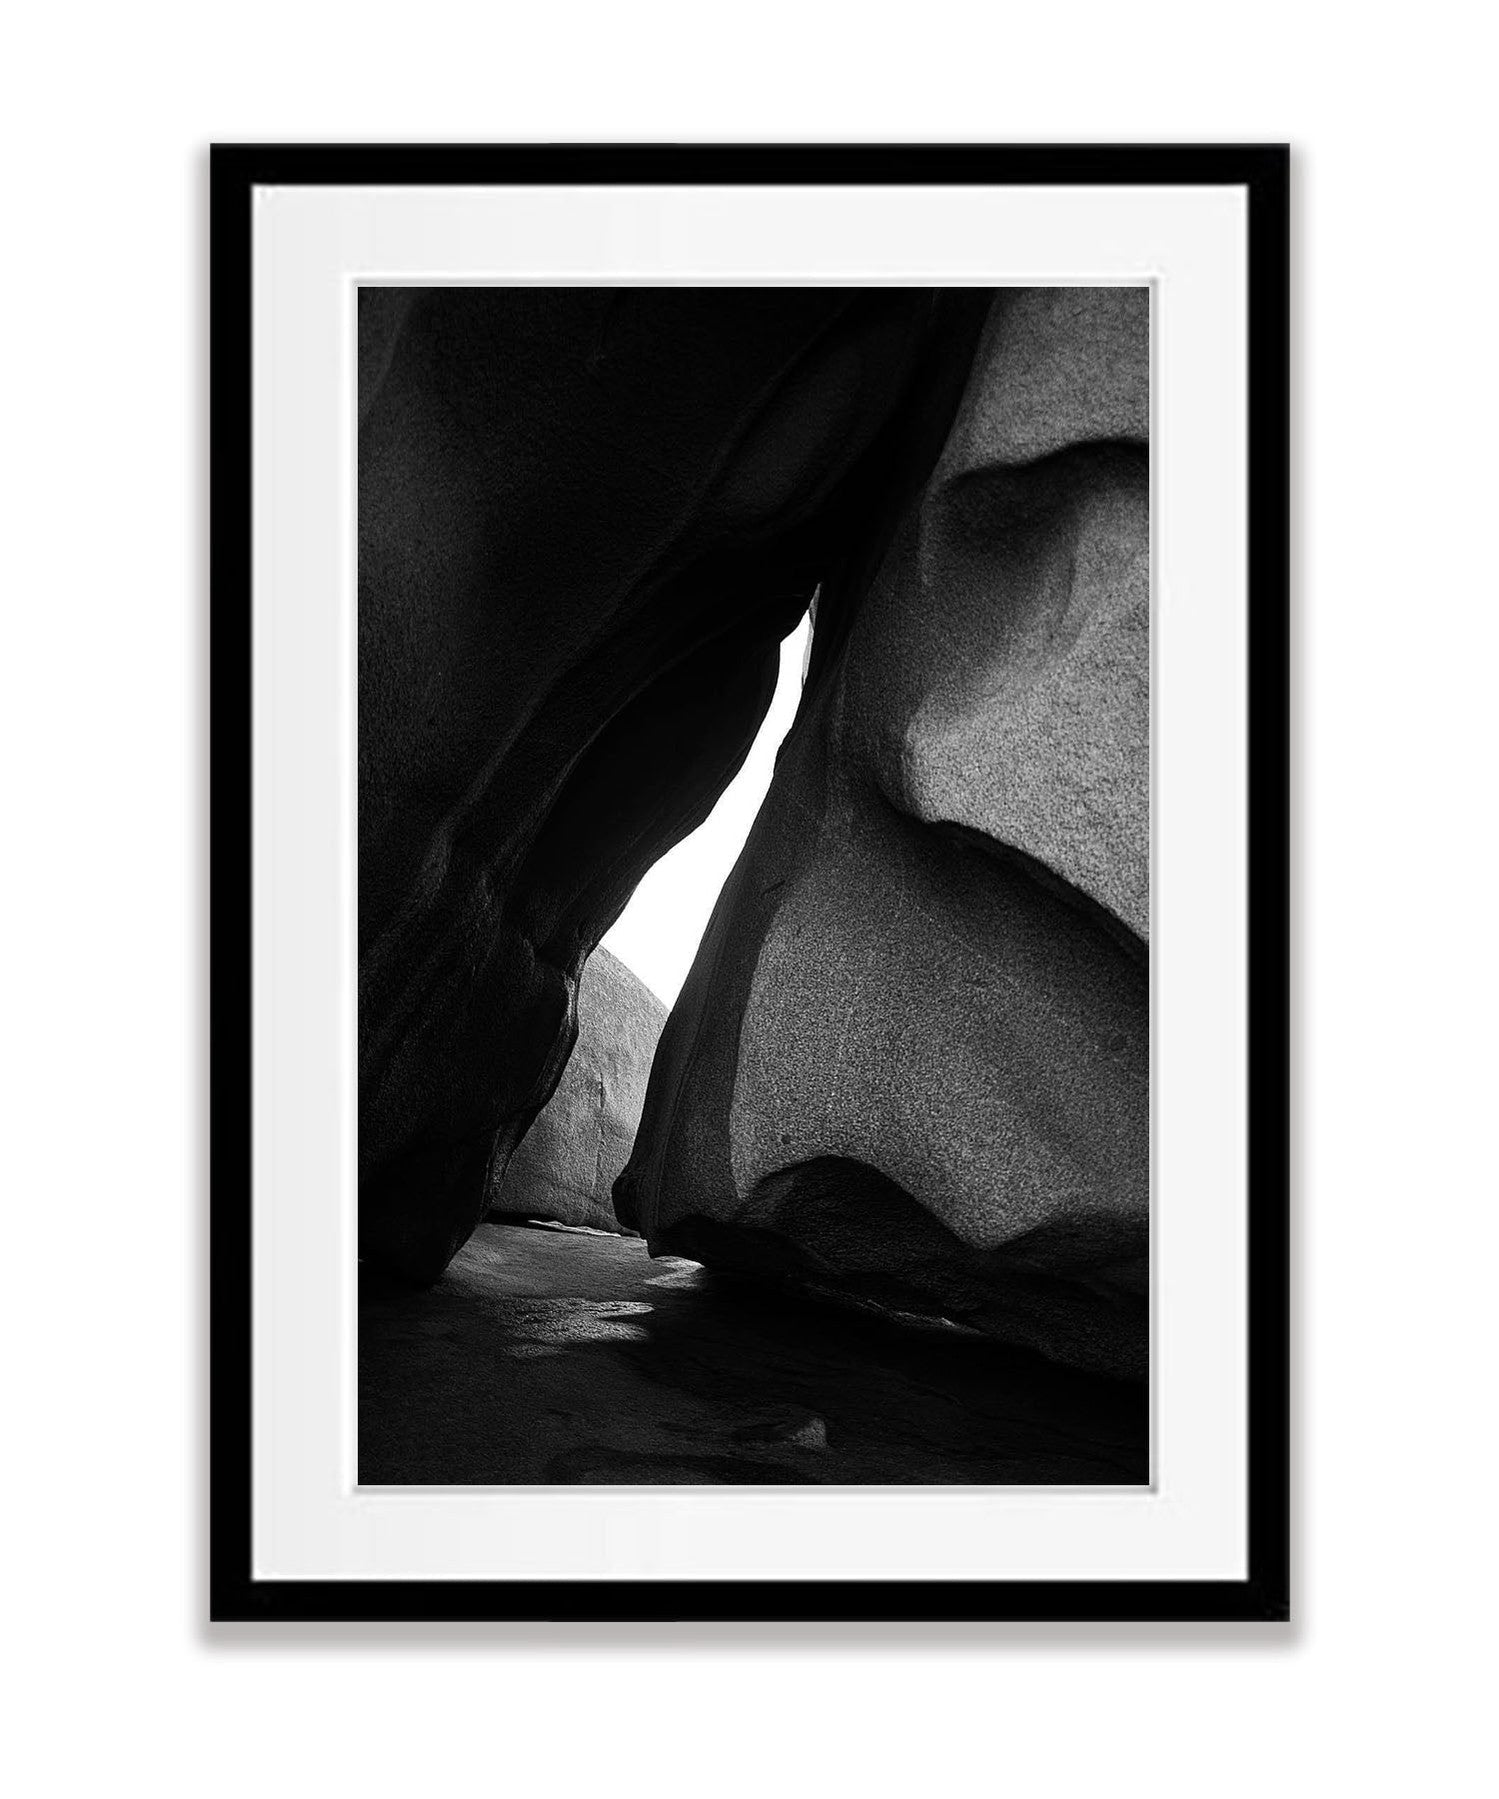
[359,1221,1146,1484]
[617,289,1151,1378]
[489,948,665,1232]
[359,287,991,1283]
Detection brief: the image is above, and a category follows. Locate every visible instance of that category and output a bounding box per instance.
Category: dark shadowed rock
[617,289,1151,1378]
[359,287,992,1283]
[488,948,665,1233]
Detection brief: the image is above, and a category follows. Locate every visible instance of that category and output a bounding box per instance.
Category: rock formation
[616,289,1151,1379]
[358,287,991,1284]
[488,947,665,1233]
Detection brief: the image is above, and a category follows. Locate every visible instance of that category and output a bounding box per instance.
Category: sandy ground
[359,1219,1147,1484]
[359,1223,1144,1489]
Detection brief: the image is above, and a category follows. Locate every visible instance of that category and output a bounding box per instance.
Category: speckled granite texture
[489,948,665,1233]
[618,289,1150,1379]
[358,287,990,1284]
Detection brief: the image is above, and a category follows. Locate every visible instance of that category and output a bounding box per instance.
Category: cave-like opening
[602,615,811,1009]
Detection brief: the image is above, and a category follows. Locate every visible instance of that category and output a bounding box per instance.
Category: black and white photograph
[211,147,1290,1616]
[356,282,1153,1489]
[12,1,1499,1786]
[13,2,1499,1788]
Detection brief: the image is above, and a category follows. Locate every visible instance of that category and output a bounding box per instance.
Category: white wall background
[3,7,1495,1798]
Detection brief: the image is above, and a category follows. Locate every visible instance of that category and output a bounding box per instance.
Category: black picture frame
[210,143,1289,1625]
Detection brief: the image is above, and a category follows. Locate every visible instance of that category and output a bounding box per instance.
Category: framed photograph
[211,144,1288,1622]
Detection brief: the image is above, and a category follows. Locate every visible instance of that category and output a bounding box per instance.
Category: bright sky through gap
[602,615,811,1008]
